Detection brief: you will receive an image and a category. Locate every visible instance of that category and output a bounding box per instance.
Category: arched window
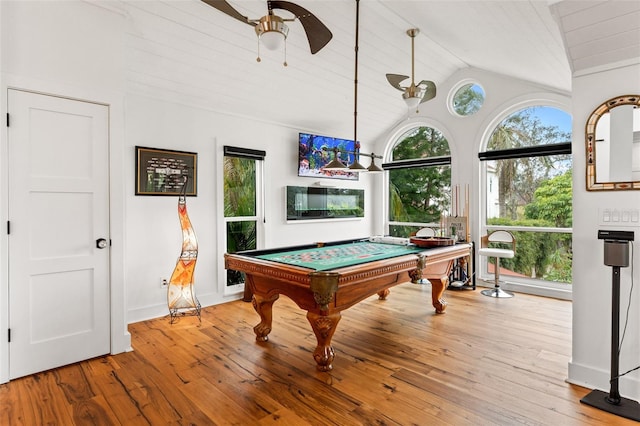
[479,106,573,295]
[450,81,485,116]
[385,126,452,237]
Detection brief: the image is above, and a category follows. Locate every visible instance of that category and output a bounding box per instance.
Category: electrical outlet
[161,278,168,288]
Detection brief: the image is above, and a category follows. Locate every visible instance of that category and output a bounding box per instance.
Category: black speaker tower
[581,231,640,421]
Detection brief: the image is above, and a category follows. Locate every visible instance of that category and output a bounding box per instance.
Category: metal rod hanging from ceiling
[325,0,383,173]
[353,0,360,149]
[410,29,416,84]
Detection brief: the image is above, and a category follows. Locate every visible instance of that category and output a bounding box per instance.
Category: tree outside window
[484,106,573,284]
[224,156,257,287]
[388,126,451,237]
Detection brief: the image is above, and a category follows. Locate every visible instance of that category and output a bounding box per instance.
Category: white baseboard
[476,279,572,300]
[568,360,640,402]
[127,292,243,324]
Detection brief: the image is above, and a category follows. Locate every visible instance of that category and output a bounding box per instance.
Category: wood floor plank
[71,394,121,426]
[1,282,638,425]
[256,407,312,425]
[13,371,75,425]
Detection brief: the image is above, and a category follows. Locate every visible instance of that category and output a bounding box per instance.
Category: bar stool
[478,230,515,298]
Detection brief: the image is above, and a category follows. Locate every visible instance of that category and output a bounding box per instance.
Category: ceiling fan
[201,0,333,64]
[386,28,436,112]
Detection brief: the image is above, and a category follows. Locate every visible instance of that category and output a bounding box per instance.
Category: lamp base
[580,389,640,421]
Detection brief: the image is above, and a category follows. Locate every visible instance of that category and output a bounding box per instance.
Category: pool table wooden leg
[377,288,390,300]
[428,277,448,314]
[252,293,279,341]
[307,311,341,372]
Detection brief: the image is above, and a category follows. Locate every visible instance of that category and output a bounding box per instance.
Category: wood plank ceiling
[551,1,640,74]
[123,1,640,145]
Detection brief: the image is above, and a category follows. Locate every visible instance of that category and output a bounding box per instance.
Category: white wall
[124,94,375,322]
[568,63,640,400]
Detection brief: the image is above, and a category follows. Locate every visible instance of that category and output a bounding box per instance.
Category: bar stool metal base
[481,255,513,298]
[481,287,513,298]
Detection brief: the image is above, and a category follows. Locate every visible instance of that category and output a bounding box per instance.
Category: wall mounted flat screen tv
[298,132,359,181]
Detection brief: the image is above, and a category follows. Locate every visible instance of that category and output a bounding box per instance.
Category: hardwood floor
[0,282,635,425]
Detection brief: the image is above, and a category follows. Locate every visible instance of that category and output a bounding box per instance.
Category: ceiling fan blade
[269,0,333,54]
[417,80,437,103]
[386,74,409,91]
[200,0,252,25]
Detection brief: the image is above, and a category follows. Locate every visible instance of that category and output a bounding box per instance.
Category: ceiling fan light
[260,30,286,50]
[255,15,289,50]
[403,85,424,110]
[403,95,422,110]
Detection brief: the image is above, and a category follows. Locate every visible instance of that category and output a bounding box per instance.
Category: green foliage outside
[389,107,573,284]
[487,168,572,284]
[486,108,572,283]
[524,170,572,282]
[224,157,256,218]
[487,221,572,283]
[524,170,573,228]
[388,127,451,229]
[452,83,485,116]
[224,156,257,286]
[487,108,571,219]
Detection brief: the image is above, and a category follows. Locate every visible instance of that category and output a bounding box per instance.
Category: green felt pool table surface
[255,241,423,271]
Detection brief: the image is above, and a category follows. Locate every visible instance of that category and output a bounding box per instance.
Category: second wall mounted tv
[298,132,359,181]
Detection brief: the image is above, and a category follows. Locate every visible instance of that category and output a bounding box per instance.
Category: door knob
[96,238,108,249]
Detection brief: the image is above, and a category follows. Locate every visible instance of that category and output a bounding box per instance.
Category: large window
[385,126,452,237]
[480,106,572,292]
[223,146,264,289]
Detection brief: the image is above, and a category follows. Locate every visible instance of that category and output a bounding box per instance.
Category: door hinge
[8,329,10,343]
[6,221,10,235]
[6,113,9,127]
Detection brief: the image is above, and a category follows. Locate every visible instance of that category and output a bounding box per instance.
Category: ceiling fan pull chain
[256,38,262,63]
[283,40,288,67]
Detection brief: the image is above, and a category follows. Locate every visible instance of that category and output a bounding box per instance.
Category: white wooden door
[7,89,110,379]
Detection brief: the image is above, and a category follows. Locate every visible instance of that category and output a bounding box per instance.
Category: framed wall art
[135,146,197,196]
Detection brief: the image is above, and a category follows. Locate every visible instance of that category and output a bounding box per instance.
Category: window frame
[218,145,266,296]
[478,102,573,299]
[383,124,454,237]
[448,79,486,117]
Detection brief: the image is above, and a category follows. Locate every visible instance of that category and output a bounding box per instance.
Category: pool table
[224,238,473,371]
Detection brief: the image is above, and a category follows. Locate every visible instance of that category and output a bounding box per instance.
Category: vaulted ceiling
[124,1,640,144]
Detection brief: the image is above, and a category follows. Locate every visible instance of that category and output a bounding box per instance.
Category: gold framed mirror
[586,95,640,191]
